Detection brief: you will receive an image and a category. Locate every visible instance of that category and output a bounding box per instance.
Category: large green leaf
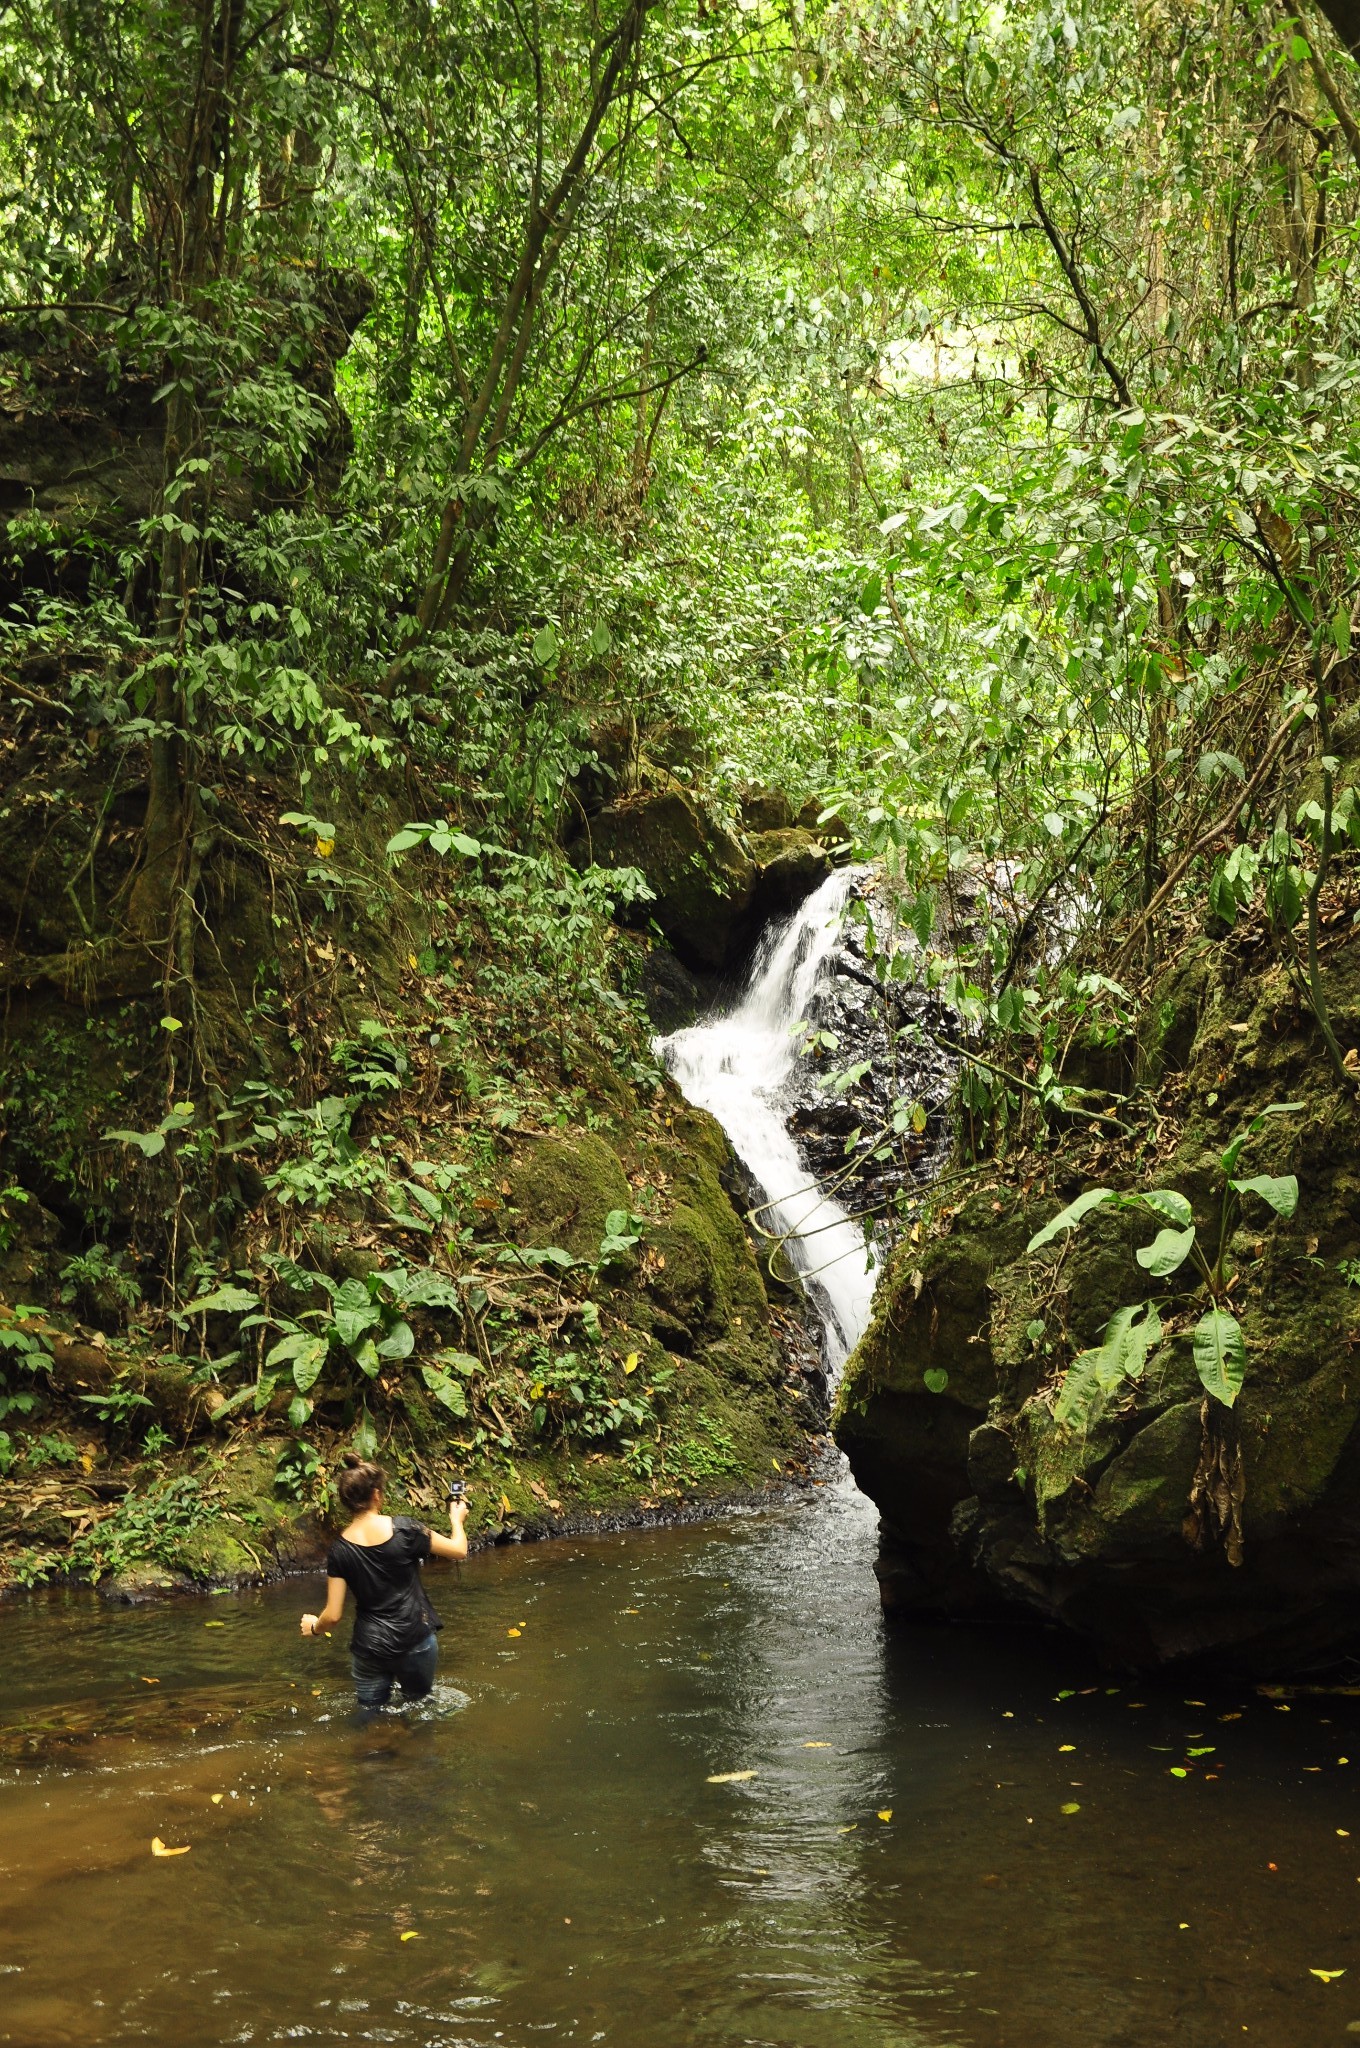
[1193,1310,1246,1407]
[1135,1224,1196,1277]
[1230,1172,1298,1218]
[1027,1187,1115,1253]
[421,1364,469,1417]
[1054,1348,1121,1428]
[401,1268,463,1310]
[1138,1189,1192,1228]
[182,1284,260,1317]
[332,1278,381,1348]
[290,1339,328,1394]
[1102,1299,1163,1380]
[1053,1300,1162,1428]
[376,1318,414,1361]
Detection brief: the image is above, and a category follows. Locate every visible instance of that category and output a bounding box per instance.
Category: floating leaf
[877,1808,893,1822]
[151,1837,190,1857]
[1309,1969,1345,1982]
[707,1770,757,1784]
[210,1794,224,1805]
[400,1931,421,1943]
[803,1741,832,1749]
[1060,1802,1081,1815]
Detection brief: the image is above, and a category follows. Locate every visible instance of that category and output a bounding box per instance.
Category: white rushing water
[657,869,878,1374]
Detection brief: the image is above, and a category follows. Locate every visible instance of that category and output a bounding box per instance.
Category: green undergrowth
[0,746,817,1594]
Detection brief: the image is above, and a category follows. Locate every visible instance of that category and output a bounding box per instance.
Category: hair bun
[341,1451,363,1468]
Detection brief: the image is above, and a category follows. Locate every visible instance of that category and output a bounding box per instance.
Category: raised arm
[428,1498,469,1562]
[301,1576,347,1637]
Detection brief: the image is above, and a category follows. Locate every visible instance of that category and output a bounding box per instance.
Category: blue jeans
[351,1630,439,1709]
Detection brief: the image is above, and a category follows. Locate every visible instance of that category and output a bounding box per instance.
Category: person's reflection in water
[300,1455,468,1710]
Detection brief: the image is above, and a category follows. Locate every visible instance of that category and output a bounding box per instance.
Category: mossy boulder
[571,785,755,970]
[835,934,1360,1673]
[507,1131,632,1261]
[746,827,832,922]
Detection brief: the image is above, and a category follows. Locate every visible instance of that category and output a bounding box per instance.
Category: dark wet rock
[573,785,756,970]
[835,935,1360,1674]
[747,827,832,923]
[780,879,959,1228]
[99,1563,195,1603]
[636,943,705,1033]
[740,786,794,833]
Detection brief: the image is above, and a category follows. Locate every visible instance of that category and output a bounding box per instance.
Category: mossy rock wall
[835,934,1360,1673]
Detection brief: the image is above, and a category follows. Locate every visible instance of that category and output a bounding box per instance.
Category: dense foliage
[3,0,1360,1539]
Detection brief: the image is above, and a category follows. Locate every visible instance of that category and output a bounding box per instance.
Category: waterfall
[657,870,878,1374]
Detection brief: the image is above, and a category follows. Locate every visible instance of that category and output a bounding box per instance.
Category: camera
[446,1480,466,1504]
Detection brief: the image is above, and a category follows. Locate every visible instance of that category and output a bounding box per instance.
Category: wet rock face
[782,884,959,1230]
[572,780,833,972]
[835,938,1360,1674]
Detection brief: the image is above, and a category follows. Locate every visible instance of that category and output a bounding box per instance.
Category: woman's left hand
[300,1613,319,1637]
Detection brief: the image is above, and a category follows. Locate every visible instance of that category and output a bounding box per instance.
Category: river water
[5,889,1359,2046]
[4,1501,1360,2046]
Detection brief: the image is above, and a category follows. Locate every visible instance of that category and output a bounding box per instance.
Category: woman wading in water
[301,1456,469,1707]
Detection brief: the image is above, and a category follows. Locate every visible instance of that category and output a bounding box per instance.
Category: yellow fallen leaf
[141,1676,160,1686]
[803,1741,832,1749]
[151,1837,190,1858]
[204,1621,225,1628]
[407,952,418,968]
[400,1931,420,1942]
[772,1459,781,1472]
[1061,1802,1081,1815]
[707,1770,757,1784]
[838,1824,858,1834]
[877,1809,893,1822]
[316,838,335,857]
[500,1492,513,1517]
[210,1794,224,1805]
[507,1628,521,1638]
[623,1351,640,1374]
[1058,1744,1075,1753]
[1310,1969,1345,1982]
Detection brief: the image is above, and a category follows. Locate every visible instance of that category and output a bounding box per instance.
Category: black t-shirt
[325,1516,441,1661]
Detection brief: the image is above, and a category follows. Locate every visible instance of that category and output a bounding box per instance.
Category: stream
[4,887,1360,2047]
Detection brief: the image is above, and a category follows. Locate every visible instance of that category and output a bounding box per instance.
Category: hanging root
[1182,1396,1246,1568]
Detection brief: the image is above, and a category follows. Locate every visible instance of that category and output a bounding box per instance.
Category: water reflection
[2,1479,1360,2046]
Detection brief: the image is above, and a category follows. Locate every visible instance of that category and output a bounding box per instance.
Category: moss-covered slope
[835,929,1360,1673]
